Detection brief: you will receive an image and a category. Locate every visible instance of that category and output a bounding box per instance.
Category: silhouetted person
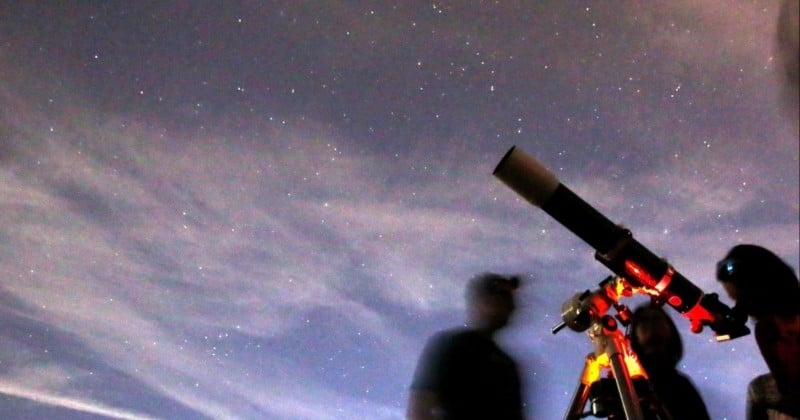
[407,273,524,420]
[716,244,800,419]
[628,303,711,420]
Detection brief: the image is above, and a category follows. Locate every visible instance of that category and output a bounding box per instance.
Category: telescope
[493,146,749,341]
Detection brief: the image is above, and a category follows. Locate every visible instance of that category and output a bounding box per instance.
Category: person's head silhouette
[466,273,520,334]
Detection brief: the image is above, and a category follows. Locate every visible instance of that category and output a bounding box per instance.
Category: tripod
[552,276,672,420]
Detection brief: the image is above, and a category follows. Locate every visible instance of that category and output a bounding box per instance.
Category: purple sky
[1,1,797,419]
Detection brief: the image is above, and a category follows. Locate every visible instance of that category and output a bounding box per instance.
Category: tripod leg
[608,351,644,420]
[565,383,590,420]
[564,353,598,420]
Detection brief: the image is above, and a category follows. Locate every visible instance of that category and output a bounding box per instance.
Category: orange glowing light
[623,260,658,288]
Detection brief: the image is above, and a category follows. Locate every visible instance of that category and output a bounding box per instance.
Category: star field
[0,1,797,419]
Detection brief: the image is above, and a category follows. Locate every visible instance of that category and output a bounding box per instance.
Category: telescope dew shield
[494,146,640,261]
[493,146,749,339]
[493,146,559,206]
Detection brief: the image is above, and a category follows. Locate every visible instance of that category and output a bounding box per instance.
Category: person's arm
[406,390,440,420]
[407,332,451,419]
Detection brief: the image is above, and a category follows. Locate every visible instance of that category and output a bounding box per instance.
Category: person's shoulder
[429,326,465,339]
[665,371,704,398]
[424,327,468,347]
[672,370,698,387]
[747,373,778,401]
[449,327,492,343]
[748,373,776,390]
[426,327,485,348]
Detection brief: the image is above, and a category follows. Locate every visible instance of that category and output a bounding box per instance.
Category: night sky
[1,1,797,419]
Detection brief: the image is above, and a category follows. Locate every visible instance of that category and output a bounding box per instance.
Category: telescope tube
[494,146,749,339]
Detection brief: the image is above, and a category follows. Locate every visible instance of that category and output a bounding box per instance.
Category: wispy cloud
[0,380,157,420]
